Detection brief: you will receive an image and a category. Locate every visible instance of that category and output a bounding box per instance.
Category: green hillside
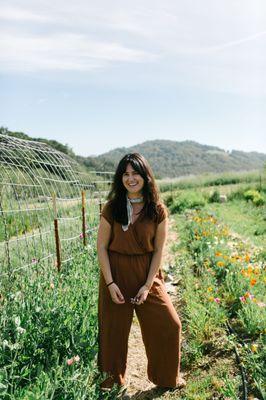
[1,128,265,178]
[81,139,266,178]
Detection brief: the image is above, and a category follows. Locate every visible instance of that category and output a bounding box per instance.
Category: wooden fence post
[81,190,87,246]
[99,198,102,216]
[52,193,61,272]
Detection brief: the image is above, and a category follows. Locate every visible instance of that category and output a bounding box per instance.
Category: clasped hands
[108,282,150,305]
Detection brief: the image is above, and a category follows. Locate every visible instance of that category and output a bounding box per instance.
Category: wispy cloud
[0,6,50,22]
[204,30,266,52]
[0,33,157,72]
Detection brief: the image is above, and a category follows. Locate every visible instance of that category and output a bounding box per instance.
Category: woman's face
[122,163,144,196]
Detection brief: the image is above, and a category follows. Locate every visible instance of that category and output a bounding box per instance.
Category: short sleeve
[101,202,113,225]
[157,203,168,224]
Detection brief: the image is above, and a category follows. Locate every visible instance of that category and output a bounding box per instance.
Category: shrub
[169,191,206,213]
[243,190,265,206]
[208,190,221,203]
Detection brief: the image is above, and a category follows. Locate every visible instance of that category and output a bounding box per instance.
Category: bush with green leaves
[208,190,221,203]
[243,190,265,206]
[169,191,206,214]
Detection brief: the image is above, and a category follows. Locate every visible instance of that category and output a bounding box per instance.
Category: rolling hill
[1,128,265,179]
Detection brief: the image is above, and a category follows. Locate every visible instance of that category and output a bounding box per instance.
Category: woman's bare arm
[97,216,125,304]
[97,216,113,285]
[145,217,168,289]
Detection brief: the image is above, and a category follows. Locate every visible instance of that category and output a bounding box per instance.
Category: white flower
[14,316,21,326]
[17,326,26,334]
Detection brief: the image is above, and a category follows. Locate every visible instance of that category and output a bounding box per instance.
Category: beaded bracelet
[106,281,114,287]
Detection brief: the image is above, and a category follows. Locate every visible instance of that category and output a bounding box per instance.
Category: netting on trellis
[0,134,113,283]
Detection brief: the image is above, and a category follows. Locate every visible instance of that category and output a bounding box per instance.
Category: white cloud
[0,6,50,22]
[0,0,266,95]
[0,33,157,72]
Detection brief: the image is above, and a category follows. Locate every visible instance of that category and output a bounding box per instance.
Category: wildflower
[209,296,214,301]
[251,344,258,353]
[257,302,266,308]
[14,317,21,326]
[17,326,26,334]
[79,233,84,239]
[214,297,220,303]
[245,254,250,262]
[31,258,38,264]
[250,278,257,286]
[239,296,245,303]
[215,251,222,257]
[207,287,213,292]
[217,261,225,267]
[247,265,253,274]
[66,355,80,366]
[50,282,55,289]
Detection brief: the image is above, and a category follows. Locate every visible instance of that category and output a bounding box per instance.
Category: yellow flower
[253,267,260,275]
[207,287,213,292]
[251,344,258,353]
[217,261,225,267]
[215,251,222,257]
[247,265,253,274]
[245,254,250,262]
[209,296,214,301]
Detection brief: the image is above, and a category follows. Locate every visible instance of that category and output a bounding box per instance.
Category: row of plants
[0,239,105,399]
[158,170,264,192]
[179,209,266,399]
[164,186,265,215]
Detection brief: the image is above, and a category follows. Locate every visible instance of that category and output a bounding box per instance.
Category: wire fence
[0,134,113,285]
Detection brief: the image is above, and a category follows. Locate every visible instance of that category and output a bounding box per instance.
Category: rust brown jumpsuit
[97,202,182,388]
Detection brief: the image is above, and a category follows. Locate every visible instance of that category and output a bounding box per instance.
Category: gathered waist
[108,250,153,257]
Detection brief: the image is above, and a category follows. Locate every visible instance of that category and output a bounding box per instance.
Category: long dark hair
[107,153,161,224]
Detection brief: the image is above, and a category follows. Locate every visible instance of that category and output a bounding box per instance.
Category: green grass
[0,239,111,399]
[205,199,266,248]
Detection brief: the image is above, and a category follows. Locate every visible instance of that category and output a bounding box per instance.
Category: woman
[97,153,186,392]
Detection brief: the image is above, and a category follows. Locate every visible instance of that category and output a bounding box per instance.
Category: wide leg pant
[97,252,182,388]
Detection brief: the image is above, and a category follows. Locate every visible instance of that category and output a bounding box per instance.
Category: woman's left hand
[131,285,150,305]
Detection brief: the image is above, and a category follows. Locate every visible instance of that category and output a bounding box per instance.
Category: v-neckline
[131,206,144,226]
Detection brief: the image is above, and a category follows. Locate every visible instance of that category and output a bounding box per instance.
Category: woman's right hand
[108,283,125,304]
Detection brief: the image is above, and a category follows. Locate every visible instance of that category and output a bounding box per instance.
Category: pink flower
[214,297,220,303]
[31,258,38,264]
[239,296,246,303]
[66,355,80,365]
[79,233,83,239]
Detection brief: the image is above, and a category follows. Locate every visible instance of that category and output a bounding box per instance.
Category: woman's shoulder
[156,202,169,224]
[101,201,114,225]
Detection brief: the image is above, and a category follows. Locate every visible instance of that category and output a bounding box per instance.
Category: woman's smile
[122,164,144,196]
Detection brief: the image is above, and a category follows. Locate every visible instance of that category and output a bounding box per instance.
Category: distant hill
[80,139,266,178]
[1,127,265,178]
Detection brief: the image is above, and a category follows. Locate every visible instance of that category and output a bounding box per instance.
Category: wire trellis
[0,134,113,285]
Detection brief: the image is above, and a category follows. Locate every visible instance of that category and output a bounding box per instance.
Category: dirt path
[123,216,185,399]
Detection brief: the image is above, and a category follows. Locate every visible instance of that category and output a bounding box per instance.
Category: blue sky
[0,0,265,156]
